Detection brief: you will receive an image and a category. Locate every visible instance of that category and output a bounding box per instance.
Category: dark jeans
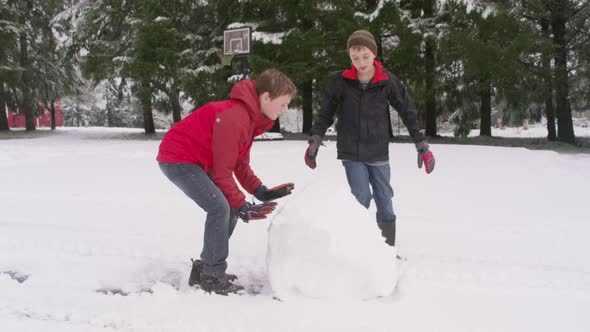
[342,160,396,223]
[159,162,237,278]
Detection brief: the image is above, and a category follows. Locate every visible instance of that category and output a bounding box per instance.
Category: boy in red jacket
[157,69,296,295]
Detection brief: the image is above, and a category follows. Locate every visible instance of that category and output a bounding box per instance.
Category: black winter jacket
[310,60,424,163]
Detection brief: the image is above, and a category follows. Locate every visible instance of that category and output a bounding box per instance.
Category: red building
[6,100,63,128]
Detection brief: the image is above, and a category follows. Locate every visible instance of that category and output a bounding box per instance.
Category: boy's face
[260,93,292,121]
[349,46,375,74]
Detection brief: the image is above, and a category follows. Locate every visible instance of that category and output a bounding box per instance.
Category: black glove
[304,135,322,169]
[237,202,278,222]
[415,140,435,174]
[254,183,295,202]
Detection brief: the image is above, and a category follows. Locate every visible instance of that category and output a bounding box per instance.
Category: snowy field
[386,122,590,138]
[279,107,590,138]
[1,127,590,332]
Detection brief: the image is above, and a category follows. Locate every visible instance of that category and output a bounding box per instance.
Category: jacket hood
[342,60,389,83]
[230,79,275,132]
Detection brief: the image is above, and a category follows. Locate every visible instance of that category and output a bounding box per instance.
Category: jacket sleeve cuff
[254,185,267,201]
[415,140,429,152]
[410,130,425,144]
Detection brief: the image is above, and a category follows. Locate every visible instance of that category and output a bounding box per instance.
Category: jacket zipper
[358,87,364,158]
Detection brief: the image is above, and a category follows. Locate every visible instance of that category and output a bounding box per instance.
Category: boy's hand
[416,141,435,174]
[254,183,295,202]
[304,135,322,169]
[237,202,278,222]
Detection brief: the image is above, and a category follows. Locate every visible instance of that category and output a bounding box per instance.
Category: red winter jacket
[157,80,274,210]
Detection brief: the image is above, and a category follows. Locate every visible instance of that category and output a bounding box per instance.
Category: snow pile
[266,166,400,300]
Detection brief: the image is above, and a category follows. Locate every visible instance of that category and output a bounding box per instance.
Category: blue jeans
[342,160,396,223]
[158,162,237,278]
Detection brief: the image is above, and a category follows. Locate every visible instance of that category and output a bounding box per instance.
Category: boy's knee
[351,190,371,208]
[206,195,230,216]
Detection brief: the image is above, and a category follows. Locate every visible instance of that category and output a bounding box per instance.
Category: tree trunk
[541,19,557,141]
[19,2,35,131]
[76,102,82,127]
[139,80,155,134]
[423,0,437,137]
[50,99,56,130]
[170,88,182,124]
[479,79,492,137]
[106,94,113,127]
[0,83,9,131]
[269,118,281,133]
[551,7,575,143]
[301,79,313,133]
[301,16,314,134]
[364,0,379,11]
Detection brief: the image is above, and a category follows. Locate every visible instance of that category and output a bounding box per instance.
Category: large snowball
[266,165,401,300]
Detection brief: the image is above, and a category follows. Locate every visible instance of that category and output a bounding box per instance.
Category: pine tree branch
[565,1,589,21]
[519,0,550,22]
[566,33,590,52]
[517,58,545,78]
[520,12,545,24]
[150,80,170,96]
[565,19,590,43]
[567,63,582,74]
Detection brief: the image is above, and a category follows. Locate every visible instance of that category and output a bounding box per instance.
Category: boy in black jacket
[305,29,435,249]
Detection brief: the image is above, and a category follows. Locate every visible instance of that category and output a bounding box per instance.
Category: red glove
[416,141,435,174]
[304,135,322,169]
[419,151,435,174]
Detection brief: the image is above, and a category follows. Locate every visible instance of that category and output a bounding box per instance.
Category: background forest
[0,0,588,143]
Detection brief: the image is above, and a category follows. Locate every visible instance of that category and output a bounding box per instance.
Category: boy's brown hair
[256,69,297,99]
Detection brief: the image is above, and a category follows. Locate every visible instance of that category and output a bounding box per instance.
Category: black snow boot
[188,259,237,287]
[377,222,396,246]
[199,273,244,295]
[188,259,203,287]
[377,222,405,260]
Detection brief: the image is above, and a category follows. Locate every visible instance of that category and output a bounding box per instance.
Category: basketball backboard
[223,27,252,55]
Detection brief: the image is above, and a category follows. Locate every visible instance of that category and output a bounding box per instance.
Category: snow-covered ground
[279,108,590,138]
[1,127,590,331]
[382,118,590,138]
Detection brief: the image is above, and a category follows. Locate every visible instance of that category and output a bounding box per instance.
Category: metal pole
[243,56,251,80]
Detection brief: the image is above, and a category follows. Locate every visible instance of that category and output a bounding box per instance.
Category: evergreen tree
[549,0,583,143]
[517,5,559,140]
[3,0,73,131]
[34,0,79,130]
[423,0,438,137]
[74,0,235,131]
[439,0,533,137]
[74,0,157,133]
[541,17,558,140]
[437,1,479,136]
[131,0,198,125]
[570,20,589,115]
[243,0,356,133]
[10,0,36,130]
[520,0,589,143]
[370,0,448,137]
[180,0,234,111]
[0,0,19,131]
[61,79,101,127]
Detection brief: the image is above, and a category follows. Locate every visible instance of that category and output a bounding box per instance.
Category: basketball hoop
[218,50,234,66]
[220,26,252,75]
